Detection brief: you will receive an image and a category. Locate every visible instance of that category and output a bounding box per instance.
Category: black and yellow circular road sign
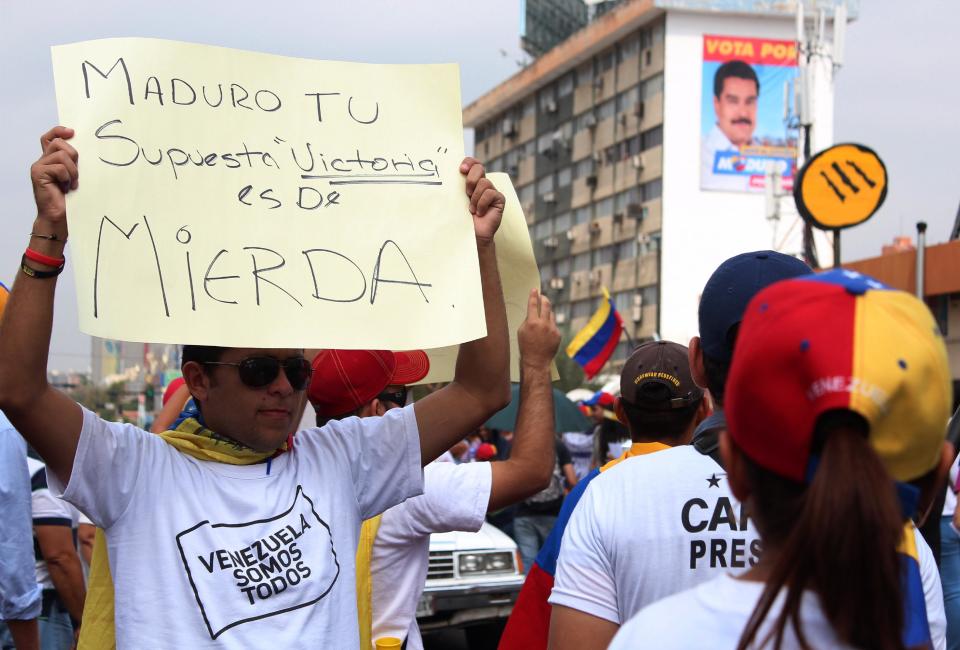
[794,143,887,230]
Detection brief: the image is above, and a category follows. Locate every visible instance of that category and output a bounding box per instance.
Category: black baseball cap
[620,341,703,411]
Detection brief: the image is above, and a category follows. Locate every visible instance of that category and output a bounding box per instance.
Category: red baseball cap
[727,269,952,483]
[475,442,498,461]
[162,377,186,406]
[309,349,430,417]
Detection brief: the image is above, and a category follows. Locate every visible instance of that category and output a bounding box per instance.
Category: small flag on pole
[565,287,623,379]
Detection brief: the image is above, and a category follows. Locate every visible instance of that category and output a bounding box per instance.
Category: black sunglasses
[376,387,408,408]
[204,357,313,391]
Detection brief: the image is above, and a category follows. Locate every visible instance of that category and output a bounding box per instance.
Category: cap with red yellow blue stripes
[726,268,952,484]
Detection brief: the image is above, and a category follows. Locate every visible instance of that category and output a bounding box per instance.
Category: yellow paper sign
[419,173,556,384]
[51,38,483,350]
[794,143,887,230]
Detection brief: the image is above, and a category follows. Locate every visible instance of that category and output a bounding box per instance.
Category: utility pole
[794,0,847,267]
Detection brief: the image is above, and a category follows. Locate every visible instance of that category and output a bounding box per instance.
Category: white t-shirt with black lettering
[549,445,760,623]
[370,460,492,650]
[50,406,423,649]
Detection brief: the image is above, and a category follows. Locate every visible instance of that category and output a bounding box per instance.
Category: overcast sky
[1,1,957,372]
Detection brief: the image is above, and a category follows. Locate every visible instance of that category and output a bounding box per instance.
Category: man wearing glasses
[0,126,511,649]
[309,289,560,649]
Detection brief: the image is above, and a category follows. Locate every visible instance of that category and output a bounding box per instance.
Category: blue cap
[698,251,811,362]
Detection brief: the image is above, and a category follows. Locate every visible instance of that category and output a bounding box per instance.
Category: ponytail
[737,412,905,650]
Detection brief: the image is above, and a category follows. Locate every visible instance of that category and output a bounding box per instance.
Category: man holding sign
[0,123,510,649]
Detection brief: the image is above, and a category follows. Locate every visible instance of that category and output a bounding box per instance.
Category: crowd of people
[0,124,958,650]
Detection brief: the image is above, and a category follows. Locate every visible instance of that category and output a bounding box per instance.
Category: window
[556,258,571,277]
[574,206,591,225]
[534,219,552,240]
[557,166,572,188]
[577,63,593,85]
[574,112,595,133]
[522,99,536,117]
[592,246,613,266]
[574,158,595,179]
[537,133,554,155]
[598,49,615,73]
[518,184,534,204]
[558,73,575,97]
[641,74,664,100]
[641,126,663,151]
[616,86,640,113]
[641,178,662,202]
[555,302,571,323]
[613,341,630,361]
[615,188,641,212]
[613,291,633,316]
[537,174,555,194]
[540,263,555,282]
[573,300,593,319]
[641,284,659,306]
[573,253,591,272]
[554,211,572,232]
[596,99,616,121]
[617,238,638,259]
[652,23,665,44]
[505,148,520,167]
[539,85,558,112]
[621,34,640,59]
[596,197,614,219]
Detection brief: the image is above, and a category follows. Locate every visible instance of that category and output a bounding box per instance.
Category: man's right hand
[518,289,561,369]
[31,126,78,228]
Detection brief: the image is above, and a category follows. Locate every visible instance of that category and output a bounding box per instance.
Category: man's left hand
[460,157,505,243]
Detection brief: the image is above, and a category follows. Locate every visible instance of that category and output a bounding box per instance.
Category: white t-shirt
[943,455,959,518]
[610,526,945,650]
[700,125,755,192]
[370,461,492,650]
[609,572,852,649]
[27,457,81,591]
[561,431,594,481]
[549,445,759,623]
[50,405,423,649]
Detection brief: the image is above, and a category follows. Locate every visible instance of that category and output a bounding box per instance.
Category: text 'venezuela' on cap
[620,340,704,411]
[309,349,430,418]
[726,269,952,484]
[698,250,811,363]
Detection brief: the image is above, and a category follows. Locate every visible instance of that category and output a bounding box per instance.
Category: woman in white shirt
[610,271,953,650]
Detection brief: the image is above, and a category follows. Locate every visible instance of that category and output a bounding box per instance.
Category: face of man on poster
[713,72,758,147]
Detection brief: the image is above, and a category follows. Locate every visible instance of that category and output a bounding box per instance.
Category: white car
[418,522,524,648]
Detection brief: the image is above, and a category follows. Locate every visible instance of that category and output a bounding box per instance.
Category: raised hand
[459,157,505,243]
[31,126,78,228]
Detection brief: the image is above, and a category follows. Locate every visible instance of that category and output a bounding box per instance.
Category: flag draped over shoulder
[565,288,623,379]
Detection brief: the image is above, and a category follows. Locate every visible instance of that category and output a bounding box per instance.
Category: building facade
[465,0,847,372]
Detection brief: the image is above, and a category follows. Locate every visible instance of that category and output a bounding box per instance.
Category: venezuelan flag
[565,288,623,379]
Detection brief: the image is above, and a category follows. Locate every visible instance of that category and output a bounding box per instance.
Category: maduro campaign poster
[700,34,799,193]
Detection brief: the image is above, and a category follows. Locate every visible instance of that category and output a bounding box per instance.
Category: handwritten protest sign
[52,38,483,349]
[419,173,556,384]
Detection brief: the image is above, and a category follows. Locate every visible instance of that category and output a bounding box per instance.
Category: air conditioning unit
[502,119,518,137]
[613,211,624,224]
[544,192,556,204]
[592,152,603,164]
[637,233,651,245]
[634,101,645,118]
[632,293,644,322]
[631,154,644,171]
[523,201,535,216]
[586,174,598,188]
[584,114,597,129]
[544,236,559,249]
[565,229,576,241]
[507,165,519,176]
[546,99,558,113]
[555,312,567,324]
[549,277,565,290]
[589,269,602,285]
[589,221,602,237]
